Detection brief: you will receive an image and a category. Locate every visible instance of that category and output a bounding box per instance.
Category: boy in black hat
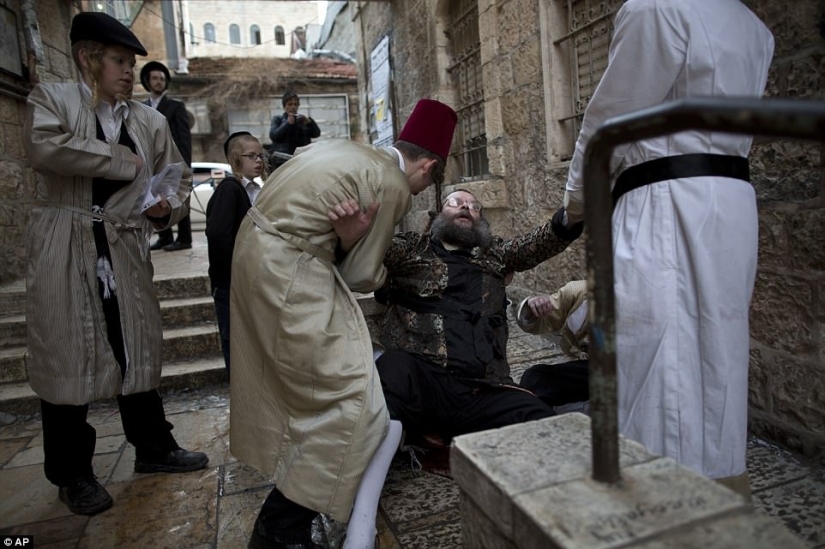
[22,11,208,517]
[141,60,194,251]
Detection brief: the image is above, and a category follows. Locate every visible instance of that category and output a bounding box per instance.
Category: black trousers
[41,391,177,486]
[518,360,590,408]
[155,213,192,244]
[376,350,554,440]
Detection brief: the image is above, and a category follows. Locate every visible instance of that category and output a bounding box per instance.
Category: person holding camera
[268,90,320,170]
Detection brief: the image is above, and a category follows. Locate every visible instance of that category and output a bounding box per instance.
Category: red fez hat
[70,12,148,56]
[398,99,458,160]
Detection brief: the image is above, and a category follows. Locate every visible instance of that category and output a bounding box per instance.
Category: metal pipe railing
[583,97,825,483]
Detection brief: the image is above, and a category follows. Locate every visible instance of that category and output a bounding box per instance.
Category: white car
[189,162,233,230]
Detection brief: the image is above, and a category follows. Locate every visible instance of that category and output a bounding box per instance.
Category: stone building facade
[345,0,825,463]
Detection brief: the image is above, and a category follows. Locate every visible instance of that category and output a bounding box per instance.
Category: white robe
[564,0,774,479]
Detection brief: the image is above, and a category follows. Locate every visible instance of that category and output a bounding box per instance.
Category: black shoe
[162,241,192,252]
[58,475,113,516]
[150,238,173,251]
[134,447,209,474]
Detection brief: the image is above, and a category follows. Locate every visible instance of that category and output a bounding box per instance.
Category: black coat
[205,176,252,289]
[146,95,192,165]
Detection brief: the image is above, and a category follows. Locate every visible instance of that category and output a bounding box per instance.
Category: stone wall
[747,0,825,464]
[0,0,74,285]
[352,0,825,463]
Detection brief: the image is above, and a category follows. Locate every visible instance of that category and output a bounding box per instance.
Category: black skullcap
[140,61,171,92]
[224,131,253,159]
[70,12,148,56]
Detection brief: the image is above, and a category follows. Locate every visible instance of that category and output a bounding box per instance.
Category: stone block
[773,359,825,433]
[0,161,24,201]
[496,0,520,52]
[513,40,541,87]
[459,495,517,549]
[750,272,814,354]
[631,510,808,549]
[451,413,654,540]
[747,345,771,414]
[501,90,529,134]
[512,458,747,549]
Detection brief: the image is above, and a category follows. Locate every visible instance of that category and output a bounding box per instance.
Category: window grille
[275,26,285,46]
[554,0,624,127]
[446,0,488,180]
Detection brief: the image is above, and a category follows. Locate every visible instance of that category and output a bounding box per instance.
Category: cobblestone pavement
[0,232,822,548]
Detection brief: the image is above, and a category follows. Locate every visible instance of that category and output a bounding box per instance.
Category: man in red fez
[22,11,207,517]
[230,99,457,549]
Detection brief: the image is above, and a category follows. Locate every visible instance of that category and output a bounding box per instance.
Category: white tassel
[96,255,117,299]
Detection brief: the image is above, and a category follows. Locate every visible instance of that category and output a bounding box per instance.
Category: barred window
[275,26,285,46]
[446,0,489,180]
[554,0,624,158]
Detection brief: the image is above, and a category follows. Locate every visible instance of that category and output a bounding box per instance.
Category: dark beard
[430,213,492,250]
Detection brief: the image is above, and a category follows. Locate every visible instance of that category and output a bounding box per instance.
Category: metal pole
[584,97,825,484]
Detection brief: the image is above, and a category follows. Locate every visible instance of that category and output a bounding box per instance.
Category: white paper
[140,162,185,213]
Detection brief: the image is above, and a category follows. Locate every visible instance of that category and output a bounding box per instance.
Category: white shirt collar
[243,176,262,204]
[80,81,130,144]
[387,146,405,173]
[149,91,167,109]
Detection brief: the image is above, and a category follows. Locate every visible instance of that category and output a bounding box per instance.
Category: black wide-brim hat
[70,12,148,56]
[140,61,171,92]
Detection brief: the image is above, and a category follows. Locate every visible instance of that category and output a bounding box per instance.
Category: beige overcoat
[230,140,411,522]
[23,83,191,405]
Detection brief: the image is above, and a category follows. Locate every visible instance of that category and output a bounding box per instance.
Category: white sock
[343,419,402,549]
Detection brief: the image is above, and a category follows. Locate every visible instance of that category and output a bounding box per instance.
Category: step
[0,296,217,350]
[0,274,212,320]
[0,324,221,387]
[0,356,227,417]
[160,296,217,326]
[0,280,25,319]
[0,315,26,348]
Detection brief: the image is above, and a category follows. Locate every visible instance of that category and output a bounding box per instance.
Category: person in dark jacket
[268,91,320,170]
[141,60,194,252]
[205,131,266,377]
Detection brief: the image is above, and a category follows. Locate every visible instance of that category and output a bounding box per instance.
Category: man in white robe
[563,0,774,497]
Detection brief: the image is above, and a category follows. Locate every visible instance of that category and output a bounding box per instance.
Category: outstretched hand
[327,198,381,252]
[526,295,555,320]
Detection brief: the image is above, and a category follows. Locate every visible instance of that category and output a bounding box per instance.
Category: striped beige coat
[230,140,411,522]
[23,83,191,405]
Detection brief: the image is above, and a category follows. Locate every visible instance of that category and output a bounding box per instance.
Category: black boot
[58,475,113,515]
[150,237,173,250]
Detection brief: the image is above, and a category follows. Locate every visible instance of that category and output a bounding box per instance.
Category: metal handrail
[583,97,825,483]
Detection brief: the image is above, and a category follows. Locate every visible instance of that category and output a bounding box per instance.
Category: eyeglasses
[241,154,266,161]
[443,197,482,211]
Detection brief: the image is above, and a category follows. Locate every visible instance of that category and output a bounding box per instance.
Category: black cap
[70,12,148,56]
[140,61,171,92]
[224,131,253,159]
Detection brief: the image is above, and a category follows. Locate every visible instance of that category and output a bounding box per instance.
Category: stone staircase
[0,272,226,417]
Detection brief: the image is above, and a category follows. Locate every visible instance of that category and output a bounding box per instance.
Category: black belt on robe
[612,153,750,210]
